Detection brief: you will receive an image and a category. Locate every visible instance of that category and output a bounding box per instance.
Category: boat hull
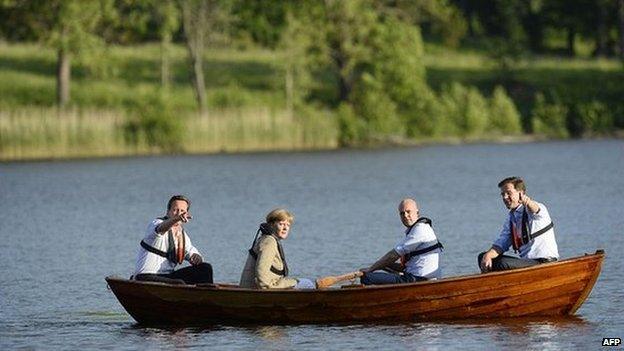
[106,251,603,325]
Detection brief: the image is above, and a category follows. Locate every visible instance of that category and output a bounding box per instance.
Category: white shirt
[493,202,559,259]
[134,218,201,275]
[394,221,442,279]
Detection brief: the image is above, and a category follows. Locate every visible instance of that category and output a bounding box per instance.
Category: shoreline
[3,134,621,164]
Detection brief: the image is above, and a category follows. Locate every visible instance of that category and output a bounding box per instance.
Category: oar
[316,271,363,288]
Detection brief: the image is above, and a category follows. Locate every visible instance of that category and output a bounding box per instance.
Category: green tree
[277,11,314,115]
[488,86,522,135]
[532,93,569,138]
[378,0,467,48]
[232,0,291,48]
[307,0,433,143]
[542,0,595,56]
[322,0,377,103]
[619,0,624,59]
[439,82,490,137]
[179,0,233,112]
[1,0,114,107]
[154,0,180,90]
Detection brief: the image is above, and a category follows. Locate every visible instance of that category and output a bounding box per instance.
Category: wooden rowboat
[106,250,604,325]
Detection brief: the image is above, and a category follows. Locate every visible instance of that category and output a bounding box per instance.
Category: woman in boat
[239,208,315,289]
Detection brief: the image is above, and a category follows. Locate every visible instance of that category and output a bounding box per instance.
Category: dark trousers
[477,252,556,272]
[361,271,428,285]
[135,263,213,285]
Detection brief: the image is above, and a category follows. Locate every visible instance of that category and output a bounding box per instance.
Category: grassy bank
[0,42,622,161]
[0,107,337,161]
[423,43,624,133]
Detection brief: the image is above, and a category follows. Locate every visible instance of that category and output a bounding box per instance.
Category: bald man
[360,198,443,285]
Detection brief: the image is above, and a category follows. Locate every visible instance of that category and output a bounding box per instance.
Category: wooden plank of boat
[106,250,604,325]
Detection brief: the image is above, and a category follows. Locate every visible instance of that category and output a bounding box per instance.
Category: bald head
[398,198,419,227]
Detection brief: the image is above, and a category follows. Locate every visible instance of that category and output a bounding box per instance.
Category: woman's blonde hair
[266,208,294,224]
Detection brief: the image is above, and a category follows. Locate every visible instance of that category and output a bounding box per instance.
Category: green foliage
[123,94,184,152]
[403,87,440,138]
[324,7,431,144]
[576,101,614,135]
[321,0,379,103]
[485,37,526,74]
[100,0,154,44]
[350,73,403,141]
[231,0,289,48]
[49,1,115,54]
[531,93,569,138]
[208,83,253,108]
[367,16,427,107]
[438,82,490,137]
[336,103,365,146]
[277,10,315,109]
[385,0,467,48]
[488,85,522,134]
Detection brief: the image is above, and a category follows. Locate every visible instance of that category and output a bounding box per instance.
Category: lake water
[1,139,623,350]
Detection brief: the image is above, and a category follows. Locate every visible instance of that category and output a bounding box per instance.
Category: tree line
[1,0,623,145]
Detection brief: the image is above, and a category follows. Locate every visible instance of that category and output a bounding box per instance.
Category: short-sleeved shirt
[393,221,442,279]
[134,218,201,275]
[492,203,559,259]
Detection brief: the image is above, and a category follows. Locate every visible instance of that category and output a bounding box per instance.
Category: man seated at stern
[478,177,559,273]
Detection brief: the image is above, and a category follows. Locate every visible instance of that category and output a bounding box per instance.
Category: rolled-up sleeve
[394,225,437,255]
[395,235,420,256]
[492,216,512,253]
[146,218,163,237]
[529,202,548,221]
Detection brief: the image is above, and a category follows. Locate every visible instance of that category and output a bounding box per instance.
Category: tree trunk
[524,5,543,53]
[285,64,294,117]
[619,0,624,59]
[567,27,576,56]
[459,0,475,37]
[180,0,208,113]
[191,49,207,112]
[160,32,171,90]
[57,47,70,107]
[596,2,608,57]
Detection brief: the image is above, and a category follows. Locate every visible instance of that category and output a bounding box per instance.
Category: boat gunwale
[106,250,604,295]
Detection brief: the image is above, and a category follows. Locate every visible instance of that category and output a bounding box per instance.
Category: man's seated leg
[134,273,186,285]
[491,255,540,271]
[401,272,428,283]
[361,271,403,285]
[170,262,214,284]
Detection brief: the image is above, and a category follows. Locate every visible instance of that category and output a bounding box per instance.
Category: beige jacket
[239,234,298,289]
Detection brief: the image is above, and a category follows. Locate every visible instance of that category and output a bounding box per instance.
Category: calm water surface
[1,140,623,350]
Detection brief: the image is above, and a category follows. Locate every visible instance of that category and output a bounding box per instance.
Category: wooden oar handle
[316,271,363,288]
